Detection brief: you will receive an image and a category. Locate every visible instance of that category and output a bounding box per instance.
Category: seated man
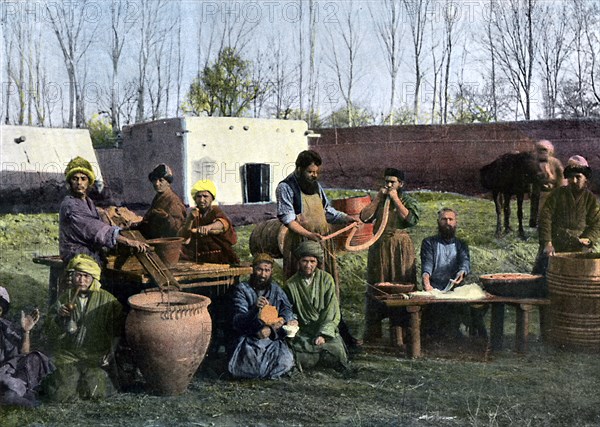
[179,179,239,264]
[420,208,482,338]
[228,253,297,379]
[284,241,349,372]
[60,156,147,266]
[43,254,125,402]
[0,287,54,407]
[135,164,187,239]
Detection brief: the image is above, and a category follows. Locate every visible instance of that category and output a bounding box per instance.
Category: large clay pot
[547,252,600,352]
[249,219,288,258]
[331,195,374,251]
[126,291,212,395]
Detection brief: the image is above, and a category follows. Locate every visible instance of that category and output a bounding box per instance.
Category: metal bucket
[547,252,600,352]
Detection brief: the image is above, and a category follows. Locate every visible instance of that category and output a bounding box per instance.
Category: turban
[253,253,274,266]
[67,254,102,292]
[564,155,592,179]
[65,156,96,186]
[191,179,217,201]
[294,241,324,263]
[384,168,405,181]
[0,286,10,304]
[535,140,554,154]
[148,164,173,183]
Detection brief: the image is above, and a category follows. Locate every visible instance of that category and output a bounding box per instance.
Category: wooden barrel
[331,195,374,251]
[249,219,287,258]
[547,252,600,352]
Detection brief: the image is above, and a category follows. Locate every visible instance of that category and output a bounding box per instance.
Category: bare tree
[536,2,570,119]
[326,0,364,127]
[107,0,135,131]
[402,0,431,123]
[370,0,405,125]
[45,0,99,127]
[488,0,539,120]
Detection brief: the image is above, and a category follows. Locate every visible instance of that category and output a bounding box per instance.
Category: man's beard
[438,224,456,240]
[249,274,272,290]
[297,173,319,195]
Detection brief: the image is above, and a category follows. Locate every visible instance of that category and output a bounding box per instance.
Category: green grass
[1,192,599,426]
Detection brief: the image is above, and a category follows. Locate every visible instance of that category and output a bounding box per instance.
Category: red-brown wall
[311,119,600,194]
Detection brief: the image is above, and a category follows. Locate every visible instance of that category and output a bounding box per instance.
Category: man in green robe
[284,241,349,372]
[44,254,124,401]
[359,168,420,343]
[534,155,600,274]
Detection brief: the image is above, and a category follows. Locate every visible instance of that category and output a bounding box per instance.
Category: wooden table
[376,294,550,358]
[33,255,252,304]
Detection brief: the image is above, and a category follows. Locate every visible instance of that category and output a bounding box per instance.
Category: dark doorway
[242,163,271,203]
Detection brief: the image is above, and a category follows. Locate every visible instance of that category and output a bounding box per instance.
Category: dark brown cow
[480,152,538,239]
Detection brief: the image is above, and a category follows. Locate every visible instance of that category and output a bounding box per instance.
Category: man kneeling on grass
[43,254,124,401]
[228,253,297,379]
[284,241,350,373]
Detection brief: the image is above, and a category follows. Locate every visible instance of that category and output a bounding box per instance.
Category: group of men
[2,141,600,405]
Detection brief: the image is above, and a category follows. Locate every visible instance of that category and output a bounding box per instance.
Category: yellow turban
[65,156,96,186]
[191,179,217,201]
[67,254,102,291]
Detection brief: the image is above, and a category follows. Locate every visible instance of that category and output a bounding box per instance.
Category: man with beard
[134,164,187,239]
[228,253,297,379]
[360,168,419,343]
[59,156,148,266]
[420,208,472,338]
[533,155,600,275]
[276,150,360,349]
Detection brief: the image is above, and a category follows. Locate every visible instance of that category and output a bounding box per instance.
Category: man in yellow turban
[59,156,148,267]
[43,254,124,402]
[179,179,239,264]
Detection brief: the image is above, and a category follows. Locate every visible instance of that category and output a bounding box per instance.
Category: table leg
[490,303,505,352]
[539,305,549,343]
[407,306,421,358]
[516,304,533,353]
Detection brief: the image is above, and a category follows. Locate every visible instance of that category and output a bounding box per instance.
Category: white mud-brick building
[0,125,103,212]
[121,117,311,206]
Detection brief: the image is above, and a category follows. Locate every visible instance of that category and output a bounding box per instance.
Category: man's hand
[287,319,299,327]
[256,296,269,309]
[195,225,212,236]
[128,239,149,253]
[579,237,591,247]
[58,304,72,318]
[257,326,272,339]
[314,336,325,346]
[21,309,40,332]
[543,242,555,256]
[422,274,433,291]
[271,317,285,330]
[151,208,169,218]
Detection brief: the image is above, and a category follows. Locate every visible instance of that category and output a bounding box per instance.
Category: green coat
[538,186,600,252]
[47,288,124,366]
[284,269,348,370]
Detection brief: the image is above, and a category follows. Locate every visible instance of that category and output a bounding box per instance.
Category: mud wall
[311,119,600,194]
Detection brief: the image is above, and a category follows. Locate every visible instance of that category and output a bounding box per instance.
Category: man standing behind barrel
[359,168,419,343]
[276,150,359,348]
[534,155,600,274]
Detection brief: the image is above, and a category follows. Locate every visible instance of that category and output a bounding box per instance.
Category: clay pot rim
[128,291,211,312]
